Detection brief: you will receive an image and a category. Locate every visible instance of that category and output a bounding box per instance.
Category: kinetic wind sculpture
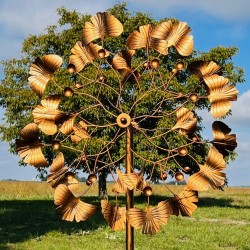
[16,11,238,249]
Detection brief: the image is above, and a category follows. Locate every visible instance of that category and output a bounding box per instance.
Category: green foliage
[0,3,245,180]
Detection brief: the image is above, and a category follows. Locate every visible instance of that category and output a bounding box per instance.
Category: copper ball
[98,49,106,58]
[178,146,188,156]
[175,172,184,182]
[65,172,75,180]
[87,173,97,183]
[64,87,74,97]
[176,62,185,71]
[143,62,151,69]
[67,64,76,74]
[189,93,199,102]
[86,180,92,186]
[52,140,61,150]
[172,68,177,74]
[191,136,199,142]
[75,82,83,89]
[160,172,168,181]
[183,166,192,174]
[99,76,105,82]
[143,186,153,196]
[151,59,160,68]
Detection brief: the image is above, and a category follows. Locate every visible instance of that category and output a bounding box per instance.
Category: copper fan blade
[101,200,126,231]
[69,42,110,72]
[169,187,198,217]
[54,184,97,222]
[47,167,69,188]
[188,60,222,78]
[127,24,168,55]
[135,171,147,192]
[50,152,65,172]
[127,201,171,235]
[28,55,63,97]
[65,172,79,192]
[112,50,139,84]
[82,12,123,45]
[187,147,226,191]
[59,115,76,135]
[71,121,91,143]
[204,75,238,118]
[211,121,237,156]
[112,169,138,193]
[112,50,135,71]
[171,107,197,134]
[152,20,193,56]
[33,95,64,135]
[47,152,69,188]
[16,123,48,167]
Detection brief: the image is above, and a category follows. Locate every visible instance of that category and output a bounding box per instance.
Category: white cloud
[224,90,250,127]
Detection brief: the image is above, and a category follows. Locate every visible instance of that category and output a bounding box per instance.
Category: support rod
[126,124,134,250]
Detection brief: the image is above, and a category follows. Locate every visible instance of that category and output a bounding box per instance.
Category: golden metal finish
[187,147,226,191]
[188,60,221,78]
[70,42,109,72]
[169,188,198,217]
[127,24,168,55]
[16,123,48,167]
[212,121,237,156]
[101,199,126,231]
[172,107,197,134]
[17,10,239,249]
[32,94,64,135]
[82,12,123,45]
[127,201,171,235]
[28,55,63,97]
[116,113,132,128]
[152,20,193,56]
[204,75,238,118]
[54,184,97,222]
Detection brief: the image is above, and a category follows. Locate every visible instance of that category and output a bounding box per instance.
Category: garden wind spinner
[16,11,238,249]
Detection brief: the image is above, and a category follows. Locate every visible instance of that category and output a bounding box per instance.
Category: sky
[0,0,249,186]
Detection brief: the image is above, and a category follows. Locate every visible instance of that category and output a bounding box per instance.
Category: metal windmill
[16,11,238,250]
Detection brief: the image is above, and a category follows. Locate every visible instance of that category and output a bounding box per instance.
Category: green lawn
[0,182,249,250]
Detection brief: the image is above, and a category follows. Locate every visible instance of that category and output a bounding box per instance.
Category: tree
[0,3,245,199]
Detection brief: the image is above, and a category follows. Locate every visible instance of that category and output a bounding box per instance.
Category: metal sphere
[183,166,192,174]
[67,64,76,74]
[143,186,153,196]
[52,140,61,150]
[98,49,106,58]
[151,59,160,68]
[176,62,185,71]
[64,87,74,97]
[99,76,105,82]
[189,93,199,102]
[175,172,184,182]
[160,172,168,181]
[178,146,188,156]
[88,173,97,183]
[75,82,83,89]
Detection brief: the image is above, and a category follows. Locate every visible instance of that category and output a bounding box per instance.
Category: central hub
[116,113,131,128]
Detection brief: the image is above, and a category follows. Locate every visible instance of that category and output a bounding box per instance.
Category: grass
[0,181,249,250]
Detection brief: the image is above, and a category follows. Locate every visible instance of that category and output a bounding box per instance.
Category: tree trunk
[98,169,108,199]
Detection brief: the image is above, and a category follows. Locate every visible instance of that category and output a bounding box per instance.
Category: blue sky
[0,0,249,186]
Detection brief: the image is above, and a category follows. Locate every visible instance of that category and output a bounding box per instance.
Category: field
[0,181,249,250]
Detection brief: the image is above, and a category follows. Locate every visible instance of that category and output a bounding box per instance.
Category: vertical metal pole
[126,124,134,250]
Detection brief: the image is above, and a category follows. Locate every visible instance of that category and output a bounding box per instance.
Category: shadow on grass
[0,195,249,247]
